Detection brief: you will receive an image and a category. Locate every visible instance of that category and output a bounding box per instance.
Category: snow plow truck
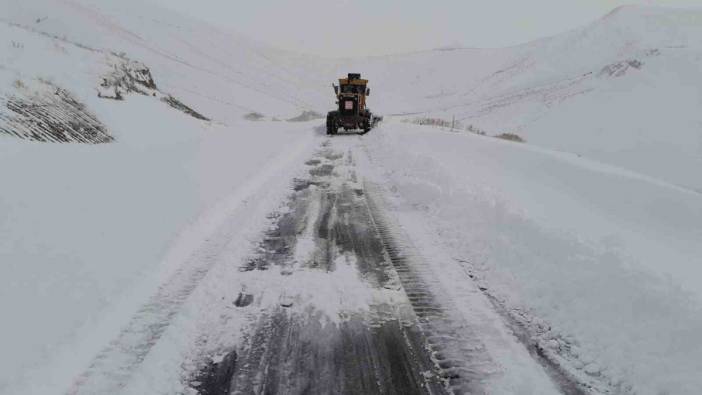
[326,73,381,135]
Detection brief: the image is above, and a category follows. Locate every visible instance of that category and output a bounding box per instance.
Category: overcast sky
[151,0,702,57]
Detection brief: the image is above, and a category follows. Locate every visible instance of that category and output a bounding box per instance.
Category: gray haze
[153,0,702,56]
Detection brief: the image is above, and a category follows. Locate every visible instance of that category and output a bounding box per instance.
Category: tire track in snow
[194,141,447,395]
[67,218,249,394]
[193,137,562,395]
[66,134,315,394]
[364,181,496,394]
[358,131,597,394]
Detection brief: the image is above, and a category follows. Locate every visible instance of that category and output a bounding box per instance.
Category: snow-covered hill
[1,0,330,132]
[338,5,702,192]
[2,1,701,394]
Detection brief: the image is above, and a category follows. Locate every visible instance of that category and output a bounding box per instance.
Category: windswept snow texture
[0,79,112,143]
[2,1,702,394]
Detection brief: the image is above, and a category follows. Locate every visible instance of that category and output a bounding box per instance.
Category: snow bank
[364,121,702,394]
[0,114,316,393]
[0,0,323,391]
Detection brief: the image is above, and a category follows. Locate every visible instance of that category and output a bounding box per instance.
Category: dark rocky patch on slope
[98,55,210,121]
[0,79,113,143]
[599,59,644,77]
[98,56,158,100]
[161,95,210,121]
[243,112,265,121]
[287,110,323,122]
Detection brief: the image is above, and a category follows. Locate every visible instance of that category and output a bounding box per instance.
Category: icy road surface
[66,133,575,395]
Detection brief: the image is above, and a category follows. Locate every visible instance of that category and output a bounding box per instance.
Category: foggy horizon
[151,0,702,57]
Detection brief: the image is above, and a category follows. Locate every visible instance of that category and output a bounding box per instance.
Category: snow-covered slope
[0,0,326,392]
[1,0,330,128]
[338,5,702,192]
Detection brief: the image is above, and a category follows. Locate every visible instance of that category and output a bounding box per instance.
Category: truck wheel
[362,120,371,134]
[326,112,338,136]
[326,118,335,135]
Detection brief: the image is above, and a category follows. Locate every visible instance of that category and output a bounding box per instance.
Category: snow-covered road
[6,119,699,395]
[201,140,445,394]
[3,1,702,394]
[64,130,580,395]
[4,117,699,394]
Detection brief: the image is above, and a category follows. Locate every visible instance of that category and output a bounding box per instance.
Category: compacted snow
[1,1,701,394]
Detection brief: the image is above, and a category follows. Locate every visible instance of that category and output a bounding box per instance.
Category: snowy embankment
[0,118,316,393]
[0,0,323,392]
[363,120,702,394]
